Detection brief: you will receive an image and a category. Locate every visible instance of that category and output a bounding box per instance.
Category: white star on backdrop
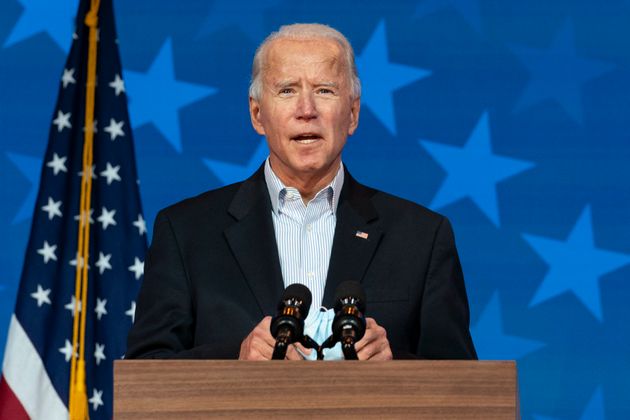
[100,162,121,185]
[97,207,117,230]
[94,343,106,366]
[125,301,136,322]
[109,73,125,96]
[103,118,125,140]
[41,196,62,220]
[46,153,68,175]
[31,284,52,307]
[37,240,58,263]
[52,110,72,132]
[128,258,144,280]
[95,252,112,275]
[133,214,147,236]
[94,297,108,320]
[61,68,76,88]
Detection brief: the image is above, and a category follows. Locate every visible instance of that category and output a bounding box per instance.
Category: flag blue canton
[1,0,146,418]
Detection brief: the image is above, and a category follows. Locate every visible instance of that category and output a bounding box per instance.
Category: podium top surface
[115,360,518,419]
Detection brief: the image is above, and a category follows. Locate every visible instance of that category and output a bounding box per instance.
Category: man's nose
[295,93,318,121]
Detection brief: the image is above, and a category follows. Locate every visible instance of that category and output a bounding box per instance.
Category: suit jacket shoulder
[331,172,476,359]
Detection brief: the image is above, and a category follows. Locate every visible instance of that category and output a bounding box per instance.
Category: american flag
[0,0,145,418]
[355,231,369,240]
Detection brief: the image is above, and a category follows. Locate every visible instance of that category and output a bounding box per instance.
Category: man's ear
[347,97,361,136]
[249,97,266,135]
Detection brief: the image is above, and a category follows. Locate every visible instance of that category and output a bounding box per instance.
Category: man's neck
[269,160,341,204]
[282,172,336,204]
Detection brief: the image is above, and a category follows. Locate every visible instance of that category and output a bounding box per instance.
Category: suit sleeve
[417,216,477,359]
[126,210,234,358]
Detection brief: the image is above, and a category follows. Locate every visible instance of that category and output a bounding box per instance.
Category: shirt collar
[264,157,344,215]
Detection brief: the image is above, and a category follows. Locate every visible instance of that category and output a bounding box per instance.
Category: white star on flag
[103,118,125,140]
[37,241,58,263]
[94,297,108,320]
[83,119,98,134]
[133,214,147,236]
[89,389,104,411]
[74,208,95,225]
[97,207,117,230]
[46,153,68,175]
[100,162,122,185]
[52,110,72,132]
[125,301,136,322]
[128,258,144,280]
[41,197,63,220]
[109,73,125,96]
[61,68,76,88]
[78,164,98,179]
[95,252,113,274]
[59,339,76,362]
[65,295,82,316]
[94,343,106,366]
[69,253,90,269]
[31,284,52,307]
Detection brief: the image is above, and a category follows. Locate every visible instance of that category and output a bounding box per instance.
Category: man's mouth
[291,133,322,144]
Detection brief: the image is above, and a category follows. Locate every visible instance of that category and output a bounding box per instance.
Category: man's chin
[291,160,341,179]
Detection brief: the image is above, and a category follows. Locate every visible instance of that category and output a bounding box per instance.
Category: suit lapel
[224,166,284,316]
[322,172,383,308]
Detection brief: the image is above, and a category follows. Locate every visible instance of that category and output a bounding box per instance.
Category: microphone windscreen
[282,283,312,316]
[334,281,366,312]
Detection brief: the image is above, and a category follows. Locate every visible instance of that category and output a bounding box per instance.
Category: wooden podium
[114,360,519,419]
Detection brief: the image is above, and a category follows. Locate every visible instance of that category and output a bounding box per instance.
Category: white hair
[249,23,361,101]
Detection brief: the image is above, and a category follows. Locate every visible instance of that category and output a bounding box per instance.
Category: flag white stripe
[2,315,68,420]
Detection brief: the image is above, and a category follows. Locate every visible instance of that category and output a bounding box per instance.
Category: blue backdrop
[1,0,629,418]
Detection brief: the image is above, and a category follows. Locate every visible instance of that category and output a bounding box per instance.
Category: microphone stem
[341,335,358,360]
[272,333,290,360]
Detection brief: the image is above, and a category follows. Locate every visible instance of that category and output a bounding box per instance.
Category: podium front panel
[114,360,518,419]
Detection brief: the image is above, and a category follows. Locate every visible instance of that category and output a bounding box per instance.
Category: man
[126,23,476,361]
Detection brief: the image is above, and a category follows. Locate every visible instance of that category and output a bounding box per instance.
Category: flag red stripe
[0,376,30,420]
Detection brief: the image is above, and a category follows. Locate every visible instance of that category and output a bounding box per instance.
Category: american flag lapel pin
[355,230,369,240]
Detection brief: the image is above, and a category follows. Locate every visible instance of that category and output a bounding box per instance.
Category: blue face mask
[300,307,343,360]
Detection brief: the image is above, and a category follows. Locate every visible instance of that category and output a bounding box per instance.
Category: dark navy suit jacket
[126,166,477,360]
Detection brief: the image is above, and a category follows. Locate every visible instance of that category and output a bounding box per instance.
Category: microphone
[270,283,312,360]
[320,281,367,360]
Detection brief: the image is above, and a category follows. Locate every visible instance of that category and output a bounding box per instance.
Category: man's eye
[279,88,294,95]
[317,88,334,94]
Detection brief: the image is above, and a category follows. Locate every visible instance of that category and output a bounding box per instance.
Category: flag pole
[69,1,101,419]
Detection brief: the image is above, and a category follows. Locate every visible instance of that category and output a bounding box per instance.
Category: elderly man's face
[249,38,360,184]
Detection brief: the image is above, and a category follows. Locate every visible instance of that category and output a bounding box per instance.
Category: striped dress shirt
[264,158,344,323]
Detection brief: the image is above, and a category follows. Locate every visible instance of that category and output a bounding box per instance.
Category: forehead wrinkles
[262,39,347,85]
